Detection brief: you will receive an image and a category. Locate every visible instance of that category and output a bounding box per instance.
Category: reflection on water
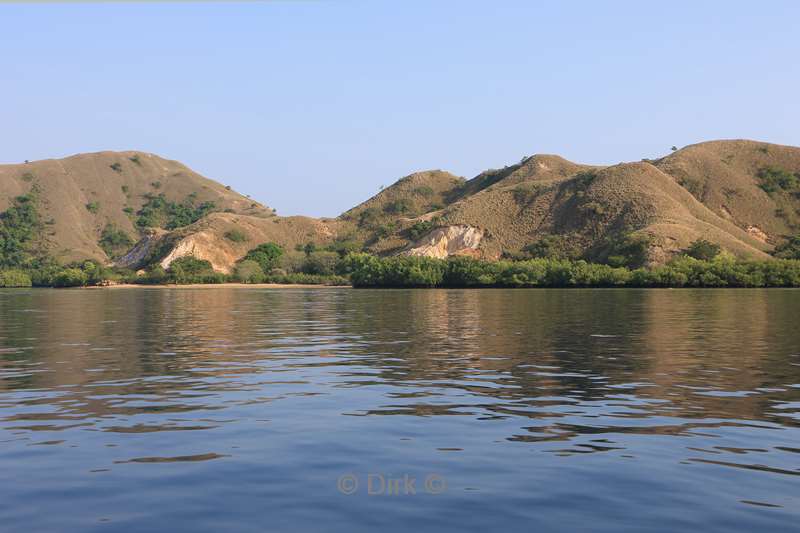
[1,288,799,532]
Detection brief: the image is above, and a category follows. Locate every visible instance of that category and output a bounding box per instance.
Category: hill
[2,140,798,276]
[0,151,272,263]
[356,140,799,264]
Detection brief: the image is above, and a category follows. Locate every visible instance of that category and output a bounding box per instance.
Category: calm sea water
[0,288,799,532]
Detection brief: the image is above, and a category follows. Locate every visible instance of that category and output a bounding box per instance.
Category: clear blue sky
[2,1,799,216]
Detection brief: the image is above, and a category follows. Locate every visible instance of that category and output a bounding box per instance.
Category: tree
[242,242,284,272]
[605,233,651,268]
[773,235,800,259]
[685,239,721,261]
[99,224,134,259]
[234,260,265,283]
[0,269,32,287]
[53,268,88,287]
[168,256,215,283]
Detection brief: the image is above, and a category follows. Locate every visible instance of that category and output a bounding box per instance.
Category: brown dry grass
[0,151,272,263]
[4,140,799,271]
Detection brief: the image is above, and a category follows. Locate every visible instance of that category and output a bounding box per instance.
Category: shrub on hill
[604,233,651,268]
[523,235,581,260]
[406,220,434,241]
[384,198,412,215]
[224,229,248,243]
[241,242,284,272]
[685,239,721,261]
[301,251,339,276]
[136,193,216,230]
[167,256,224,284]
[326,239,362,257]
[99,224,134,259]
[0,192,41,268]
[233,260,265,284]
[757,167,799,194]
[413,186,434,198]
[773,235,800,259]
[513,183,539,204]
[358,208,380,228]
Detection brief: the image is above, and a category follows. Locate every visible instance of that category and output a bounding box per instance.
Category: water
[1,288,799,532]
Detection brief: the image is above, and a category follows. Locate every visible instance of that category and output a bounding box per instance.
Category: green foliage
[384,198,412,215]
[85,201,100,214]
[53,268,88,287]
[0,269,32,287]
[345,254,800,288]
[413,186,434,198]
[685,239,721,261]
[573,170,598,191]
[136,193,216,229]
[151,181,161,189]
[347,253,446,287]
[110,162,123,173]
[582,201,606,216]
[358,207,380,228]
[301,251,338,275]
[99,224,134,259]
[224,229,248,243]
[139,265,168,285]
[0,192,41,268]
[76,260,110,285]
[406,220,434,241]
[241,242,284,272]
[678,177,704,198]
[263,272,348,286]
[21,172,35,182]
[757,167,799,194]
[373,223,396,240]
[303,242,317,256]
[28,260,62,287]
[233,259,265,284]
[524,235,581,260]
[512,183,539,204]
[167,256,225,284]
[129,155,141,166]
[123,206,134,215]
[326,239,362,258]
[604,233,651,268]
[121,185,130,194]
[773,235,800,259]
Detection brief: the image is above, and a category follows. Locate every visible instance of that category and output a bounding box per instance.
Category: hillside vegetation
[0,151,271,263]
[1,139,799,284]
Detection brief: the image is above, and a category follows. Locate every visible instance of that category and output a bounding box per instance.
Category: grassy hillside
[1,140,798,277]
[359,140,798,264]
[0,151,271,263]
[655,140,800,241]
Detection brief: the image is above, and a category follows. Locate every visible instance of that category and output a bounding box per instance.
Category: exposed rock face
[158,231,236,274]
[406,225,483,259]
[114,229,168,269]
[117,212,346,274]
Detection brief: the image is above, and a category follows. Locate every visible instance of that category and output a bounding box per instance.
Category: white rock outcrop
[406,225,483,259]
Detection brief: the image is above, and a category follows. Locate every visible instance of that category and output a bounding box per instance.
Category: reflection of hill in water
[0,289,799,440]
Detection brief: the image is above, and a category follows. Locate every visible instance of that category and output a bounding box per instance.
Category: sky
[1,1,799,217]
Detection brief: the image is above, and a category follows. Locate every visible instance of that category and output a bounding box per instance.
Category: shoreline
[83,283,351,289]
